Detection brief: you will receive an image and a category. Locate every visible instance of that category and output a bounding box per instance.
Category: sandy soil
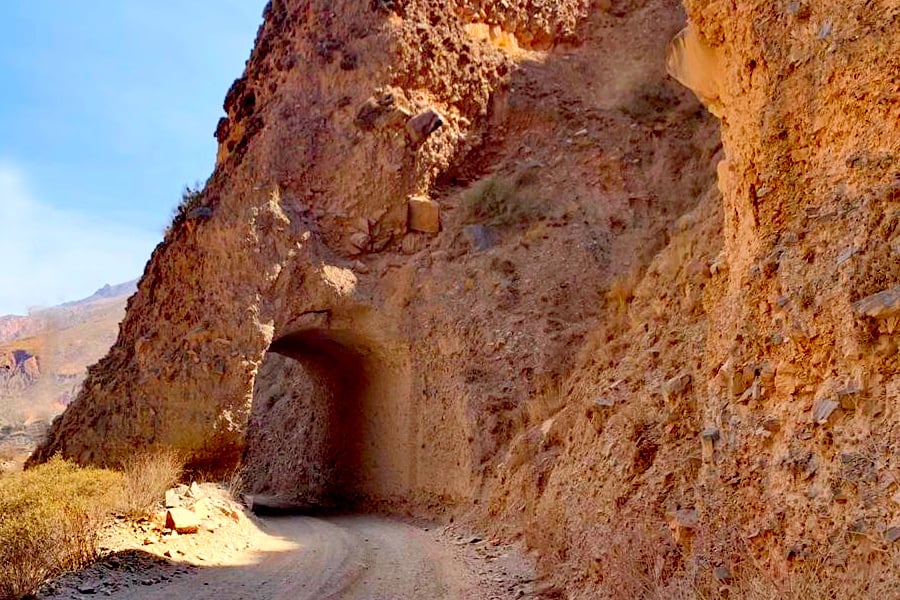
[41,486,541,599]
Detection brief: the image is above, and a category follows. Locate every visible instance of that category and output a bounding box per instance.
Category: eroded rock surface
[34,0,900,596]
[34,0,714,514]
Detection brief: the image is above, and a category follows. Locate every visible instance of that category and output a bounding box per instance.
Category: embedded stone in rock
[713,565,732,582]
[812,399,840,425]
[674,508,699,529]
[662,373,692,402]
[701,428,719,461]
[355,93,395,130]
[852,287,900,319]
[700,428,720,442]
[408,196,440,233]
[774,362,799,396]
[669,508,699,545]
[354,92,409,131]
[886,526,900,543]
[761,417,781,433]
[406,109,443,145]
[463,225,498,251]
[165,508,200,534]
[350,232,372,253]
[595,397,615,408]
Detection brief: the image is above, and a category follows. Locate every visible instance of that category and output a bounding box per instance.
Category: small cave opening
[241,328,380,513]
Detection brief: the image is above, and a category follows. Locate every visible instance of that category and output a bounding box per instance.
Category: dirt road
[44,513,538,599]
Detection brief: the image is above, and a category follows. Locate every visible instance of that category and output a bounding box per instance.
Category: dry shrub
[464,168,544,226]
[117,449,183,518]
[526,376,567,427]
[607,268,642,316]
[595,520,900,600]
[226,466,246,501]
[712,545,900,600]
[594,521,685,600]
[0,456,123,600]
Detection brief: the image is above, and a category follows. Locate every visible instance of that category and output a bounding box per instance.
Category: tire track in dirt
[46,514,537,600]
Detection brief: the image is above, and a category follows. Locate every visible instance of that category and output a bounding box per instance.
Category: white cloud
[0,162,159,315]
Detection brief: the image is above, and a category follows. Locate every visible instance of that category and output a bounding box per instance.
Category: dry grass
[0,451,185,598]
[594,520,900,599]
[464,168,544,226]
[0,457,123,600]
[225,465,246,501]
[526,376,567,426]
[118,449,183,518]
[606,268,642,316]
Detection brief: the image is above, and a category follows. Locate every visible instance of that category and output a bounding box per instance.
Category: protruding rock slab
[406,109,443,145]
[408,196,440,233]
[852,287,900,319]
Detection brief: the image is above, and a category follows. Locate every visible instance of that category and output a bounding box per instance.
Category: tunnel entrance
[241,328,410,511]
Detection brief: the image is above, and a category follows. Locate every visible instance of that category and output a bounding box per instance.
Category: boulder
[164,488,181,509]
[407,196,440,233]
[192,497,215,520]
[165,508,200,534]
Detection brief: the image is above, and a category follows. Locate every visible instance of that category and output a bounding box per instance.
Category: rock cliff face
[0,283,134,428]
[1,284,132,472]
[688,0,900,569]
[0,350,41,392]
[34,0,715,504]
[32,0,899,595]
[478,0,900,594]
[0,316,34,345]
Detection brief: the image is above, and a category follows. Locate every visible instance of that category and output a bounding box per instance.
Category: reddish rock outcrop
[36,0,900,594]
[33,0,715,513]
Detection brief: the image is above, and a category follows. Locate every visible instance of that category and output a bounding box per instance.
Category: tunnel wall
[242,325,474,511]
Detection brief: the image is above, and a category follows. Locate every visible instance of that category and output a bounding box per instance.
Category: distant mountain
[60,280,138,308]
[0,280,137,345]
[0,281,134,470]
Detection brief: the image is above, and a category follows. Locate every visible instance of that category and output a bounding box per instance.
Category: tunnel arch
[240,327,416,510]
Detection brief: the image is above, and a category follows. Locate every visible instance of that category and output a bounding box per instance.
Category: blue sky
[0,2,263,315]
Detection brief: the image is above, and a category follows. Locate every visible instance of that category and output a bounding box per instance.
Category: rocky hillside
[0,283,134,470]
[32,0,899,596]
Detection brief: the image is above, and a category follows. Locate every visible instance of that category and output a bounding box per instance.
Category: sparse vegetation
[0,451,185,599]
[164,183,208,236]
[176,183,205,217]
[607,268,642,315]
[0,457,123,600]
[226,466,246,501]
[463,168,544,226]
[118,449,183,518]
[596,521,900,600]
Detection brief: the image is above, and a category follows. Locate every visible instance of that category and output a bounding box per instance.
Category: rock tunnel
[240,327,419,511]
